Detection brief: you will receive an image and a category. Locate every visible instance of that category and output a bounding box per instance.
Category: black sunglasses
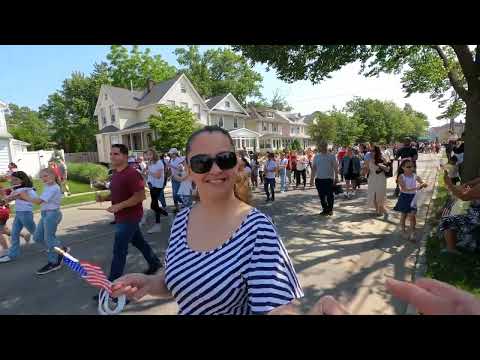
[189,151,237,174]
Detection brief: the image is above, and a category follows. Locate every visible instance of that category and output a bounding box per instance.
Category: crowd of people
[2,126,479,315]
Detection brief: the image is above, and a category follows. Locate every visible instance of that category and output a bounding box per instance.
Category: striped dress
[164,207,304,315]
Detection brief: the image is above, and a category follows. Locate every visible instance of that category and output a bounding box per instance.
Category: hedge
[67,162,108,184]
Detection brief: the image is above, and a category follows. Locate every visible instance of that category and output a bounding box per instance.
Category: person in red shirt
[337,147,347,182]
[48,160,62,181]
[95,144,161,290]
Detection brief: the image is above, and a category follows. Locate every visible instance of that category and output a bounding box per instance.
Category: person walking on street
[341,147,361,199]
[286,151,293,187]
[167,148,185,213]
[144,148,168,234]
[394,137,418,197]
[296,151,308,190]
[95,144,162,290]
[250,154,259,188]
[258,155,266,186]
[366,145,391,217]
[311,143,339,216]
[58,159,71,196]
[337,147,347,182]
[264,152,278,202]
[279,153,288,193]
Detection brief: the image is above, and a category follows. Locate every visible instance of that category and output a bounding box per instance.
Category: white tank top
[401,174,417,194]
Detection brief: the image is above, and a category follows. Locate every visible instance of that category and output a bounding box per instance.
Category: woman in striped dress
[112,126,304,315]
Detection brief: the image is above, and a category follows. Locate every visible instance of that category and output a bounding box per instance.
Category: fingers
[386,278,452,315]
[310,296,350,315]
[415,278,474,302]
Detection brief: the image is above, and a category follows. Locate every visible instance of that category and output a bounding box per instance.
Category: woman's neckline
[183,206,256,254]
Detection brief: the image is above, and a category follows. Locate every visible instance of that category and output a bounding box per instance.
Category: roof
[0,100,7,108]
[11,139,30,146]
[98,125,120,134]
[105,86,143,109]
[137,74,183,107]
[101,74,183,110]
[206,94,228,109]
[123,121,149,130]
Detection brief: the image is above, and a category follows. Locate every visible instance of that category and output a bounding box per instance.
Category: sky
[0,45,450,127]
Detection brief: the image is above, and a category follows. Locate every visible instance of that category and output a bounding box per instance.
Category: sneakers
[320,211,328,216]
[0,255,12,263]
[160,208,168,217]
[147,224,162,234]
[36,261,62,275]
[343,193,349,199]
[326,211,333,216]
[144,263,162,275]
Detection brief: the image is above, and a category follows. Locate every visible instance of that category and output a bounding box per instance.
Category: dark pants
[295,169,306,187]
[315,178,334,213]
[259,171,264,184]
[149,187,163,223]
[251,173,258,187]
[109,222,160,282]
[264,178,276,200]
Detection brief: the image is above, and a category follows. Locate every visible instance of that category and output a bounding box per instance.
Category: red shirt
[110,165,145,223]
[337,149,346,162]
[50,165,62,180]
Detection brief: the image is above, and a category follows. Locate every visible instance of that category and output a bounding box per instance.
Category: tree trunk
[462,99,480,182]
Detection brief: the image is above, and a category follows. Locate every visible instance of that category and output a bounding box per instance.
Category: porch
[229,128,262,153]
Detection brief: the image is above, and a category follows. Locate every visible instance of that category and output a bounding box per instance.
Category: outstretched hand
[111,273,153,301]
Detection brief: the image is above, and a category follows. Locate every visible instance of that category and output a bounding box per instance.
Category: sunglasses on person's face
[189,151,237,174]
[404,166,413,169]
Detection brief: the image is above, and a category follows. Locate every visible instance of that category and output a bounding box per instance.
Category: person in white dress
[364,145,391,217]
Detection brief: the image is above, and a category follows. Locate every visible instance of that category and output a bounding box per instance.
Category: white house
[245,106,313,151]
[94,74,210,163]
[0,100,30,173]
[206,93,261,152]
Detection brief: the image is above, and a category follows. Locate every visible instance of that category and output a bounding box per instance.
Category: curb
[405,165,440,315]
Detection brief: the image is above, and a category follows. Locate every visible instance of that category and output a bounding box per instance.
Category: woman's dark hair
[185,126,251,205]
[8,162,17,168]
[11,171,33,188]
[241,158,251,169]
[373,145,383,164]
[185,126,234,162]
[397,159,413,179]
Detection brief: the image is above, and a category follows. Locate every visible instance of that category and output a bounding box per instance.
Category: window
[225,101,230,108]
[104,94,108,100]
[193,104,200,119]
[110,105,115,123]
[180,102,188,109]
[266,111,273,118]
[233,117,238,128]
[272,124,277,132]
[101,108,107,125]
[180,84,187,93]
[262,121,267,131]
[167,100,175,107]
[218,116,224,128]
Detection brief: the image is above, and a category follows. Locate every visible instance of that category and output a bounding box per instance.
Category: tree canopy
[148,105,201,152]
[233,45,480,180]
[175,45,263,105]
[5,104,50,150]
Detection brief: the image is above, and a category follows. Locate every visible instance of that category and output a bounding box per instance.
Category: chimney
[147,79,155,93]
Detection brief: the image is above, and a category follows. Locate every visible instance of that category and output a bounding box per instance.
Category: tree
[332,110,365,146]
[233,45,480,180]
[107,45,176,90]
[269,89,293,111]
[307,112,337,146]
[40,72,99,152]
[4,104,50,150]
[289,139,302,151]
[175,45,263,105]
[148,105,201,152]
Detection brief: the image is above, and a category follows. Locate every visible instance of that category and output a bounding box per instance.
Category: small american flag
[62,254,112,294]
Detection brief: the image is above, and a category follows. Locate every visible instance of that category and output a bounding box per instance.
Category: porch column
[129,133,133,151]
[140,131,145,150]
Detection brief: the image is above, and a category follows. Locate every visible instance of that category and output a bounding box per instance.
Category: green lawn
[32,179,92,194]
[424,175,480,297]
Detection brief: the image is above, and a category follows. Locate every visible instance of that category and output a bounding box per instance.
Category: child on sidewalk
[0,171,37,264]
[445,155,461,185]
[175,163,194,208]
[393,159,428,242]
[17,168,68,275]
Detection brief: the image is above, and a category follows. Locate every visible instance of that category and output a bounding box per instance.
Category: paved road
[0,153,439,315]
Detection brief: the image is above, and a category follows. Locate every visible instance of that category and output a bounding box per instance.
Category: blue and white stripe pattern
[63,256,88,277]
[164,207,303,315]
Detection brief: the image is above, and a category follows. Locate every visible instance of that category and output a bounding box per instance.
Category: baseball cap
[168,148,179,155]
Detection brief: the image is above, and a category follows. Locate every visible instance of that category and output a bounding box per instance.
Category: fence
[65,152,99,164]
[14,149,65,178]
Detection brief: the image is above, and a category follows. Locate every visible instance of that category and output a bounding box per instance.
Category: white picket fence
[13,149,65,178]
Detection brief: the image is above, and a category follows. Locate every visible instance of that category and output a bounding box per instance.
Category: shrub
[67,162,108,184]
